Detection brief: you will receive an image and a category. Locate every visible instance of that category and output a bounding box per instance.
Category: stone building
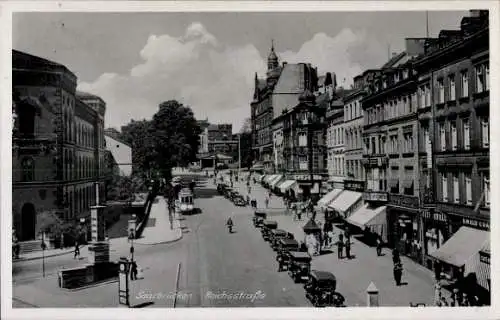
[325,90,346,190]
[251,43,282,173]
[12,50,106,242]
[414,11,489,293]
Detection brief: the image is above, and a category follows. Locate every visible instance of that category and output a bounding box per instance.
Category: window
[485,64,489,91]
[453,173,459,203]
[483,175,490,207]
[475,65,485,93]
[404,167,414,195]
[461,71,469,97]
[438,78,444,103]
[465,173,472,205]
[451,121,457,151]
[21,157,34,181]
[419,86,426,108]
[423,125,431,153]
[299,155,308,170]
[448,75,456,101]
[481,118,489,148]
[442,173,448,202]
[298,132,307,147]
[463,118,470,150]
[439,122,446,151]
[403,131,413,153]
[425,84,431,106]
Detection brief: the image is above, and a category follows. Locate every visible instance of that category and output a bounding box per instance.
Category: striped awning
[270,175,284,188]
[317,189,342,209]
[328,190,362,217]
[279,180,296,193]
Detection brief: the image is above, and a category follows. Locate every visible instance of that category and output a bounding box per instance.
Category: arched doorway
[21,203,36,241]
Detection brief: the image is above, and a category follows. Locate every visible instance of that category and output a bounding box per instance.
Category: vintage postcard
[1,1,498,320]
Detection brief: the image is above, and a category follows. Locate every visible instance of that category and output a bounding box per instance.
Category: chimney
[282,61,288,67]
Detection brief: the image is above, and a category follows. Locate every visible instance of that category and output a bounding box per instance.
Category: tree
[151,100,201,181]
[238,117,254,169]
[120,119,157,175]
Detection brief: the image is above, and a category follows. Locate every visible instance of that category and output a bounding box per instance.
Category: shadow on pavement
[131,301,155,308]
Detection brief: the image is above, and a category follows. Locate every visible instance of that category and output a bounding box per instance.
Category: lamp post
[238,133,241,175]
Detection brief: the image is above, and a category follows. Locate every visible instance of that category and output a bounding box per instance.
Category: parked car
[233,195,246,206]
[304,270,345,307]
[261,220,278,241]
[276,238,300,271]
[252,210,267,227]
[288,252,312,283]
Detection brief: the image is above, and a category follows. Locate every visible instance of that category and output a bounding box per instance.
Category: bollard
[366,282,379,307]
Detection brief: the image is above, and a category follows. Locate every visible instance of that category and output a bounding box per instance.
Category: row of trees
[119,100,202,182]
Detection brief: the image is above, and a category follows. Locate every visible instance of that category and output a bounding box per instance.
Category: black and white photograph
[1,1,498,319]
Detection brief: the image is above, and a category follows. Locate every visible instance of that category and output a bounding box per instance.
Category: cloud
[79,23,382,133]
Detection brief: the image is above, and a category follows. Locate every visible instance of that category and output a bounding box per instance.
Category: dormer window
[403,69,409,79]
[394,72,400,83]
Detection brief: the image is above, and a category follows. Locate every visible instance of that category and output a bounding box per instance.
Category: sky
[13,11,468,133]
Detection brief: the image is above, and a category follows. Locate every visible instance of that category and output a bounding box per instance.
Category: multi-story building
[414,11,489,293]
[326,92,345,190]
[104,130,132,176]
[197,123,238,167]
[251,43,282,173]
[12,50,106,242]
[343,75,367,193]
[361,40,427,262]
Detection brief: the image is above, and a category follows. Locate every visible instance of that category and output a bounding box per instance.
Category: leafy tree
[238,118,254,169]
[120,119,157,175]
[151,100,201,181]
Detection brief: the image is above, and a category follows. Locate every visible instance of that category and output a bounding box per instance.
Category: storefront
[316,189,343,212]
[387,206,422,263]
[327,190,362,220]
[422,209,449,269]
[346,204,387,243]
[289,173,326,201]
[269,175,285,193]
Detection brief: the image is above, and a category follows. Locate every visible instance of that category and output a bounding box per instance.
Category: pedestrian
[74,240,80,259]
[376,236,382,256]
[297,207,302,221]
[130,260,138,281]
[434,283,442,306]
[461,293,470,306]
[268,190,272,199]
[392,248,401,264]
[440,296,449,307]
[265,197,269,209]
[336,234,344,259]
[345,237,351,259]
[393,261,403,286]
[311,209,317,221]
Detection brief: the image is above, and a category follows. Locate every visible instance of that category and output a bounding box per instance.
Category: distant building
[104,133,132,176]
[197,122,238,168]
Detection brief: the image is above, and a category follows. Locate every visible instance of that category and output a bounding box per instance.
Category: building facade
[414,11,489,270]
[12,50,106,242]
[104,133,132,176]
[251,44,282,173]
[326,96,345,190]
[343,75,366,193]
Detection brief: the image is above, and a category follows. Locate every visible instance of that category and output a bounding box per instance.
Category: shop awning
[327,190,362,216]
[430,226,489,268]
[317,189,342,208]
[279,180,296,193]
[270,175,284,188]
[264,174,277,183]
[476,240,490,290]
[346,204,387,229]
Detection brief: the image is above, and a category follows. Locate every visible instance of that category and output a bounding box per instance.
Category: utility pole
[238,133,241,174]
[426,11,429,38]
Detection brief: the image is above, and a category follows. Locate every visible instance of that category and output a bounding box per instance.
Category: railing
[363,191,388,202]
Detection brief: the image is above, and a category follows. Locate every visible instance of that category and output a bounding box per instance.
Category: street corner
[13,246,87,263]
[134,229,183,246]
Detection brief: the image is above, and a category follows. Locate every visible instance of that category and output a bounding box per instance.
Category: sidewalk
[13,245,87,263]
[219,178,286,211]
[272,212,443,306]
[135,196,182,245]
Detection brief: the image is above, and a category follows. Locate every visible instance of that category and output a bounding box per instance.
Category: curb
[13,245,88,263]
[134,230,183,246]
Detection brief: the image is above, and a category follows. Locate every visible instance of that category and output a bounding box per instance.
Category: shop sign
[462,218,489,230]
[433,212,447,222]
[293,174,323,181]
[389,194,418,208]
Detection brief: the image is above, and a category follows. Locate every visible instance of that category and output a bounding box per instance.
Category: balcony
[388,194,419,208]
[363,191,388,202]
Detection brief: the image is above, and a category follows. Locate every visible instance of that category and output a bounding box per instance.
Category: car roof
[263,220,277,226]
[272,229,287,234]
[310,270,336,281]
[289,251,311,259]
[254,211,267,216]
[280,238,298,245]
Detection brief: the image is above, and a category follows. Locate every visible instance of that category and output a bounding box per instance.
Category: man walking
[345,237,351,259]
[393,261,403,286]
[130,260,138,281]
[265,197,269,209]
[336,234,344,259]
[376,236,382,256]
[73,240,80,259]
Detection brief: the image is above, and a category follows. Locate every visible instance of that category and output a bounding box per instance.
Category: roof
[303,219,320,232]
[381,52,407,68]
[257,78,267,90]
[274,63,304,94]
[289,251,312,260]
[280,238,298,245]
[310,270,336,281]
[430,226,489,268]
[12,50,75,79]
[104,132,131,148]
[272,229,287,235]
[316,92,330,108]
[76,91,101,100]
[263,220,278,226]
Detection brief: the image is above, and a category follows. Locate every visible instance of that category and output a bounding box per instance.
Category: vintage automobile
[216,183,227,195]
[304,270,346,307]
[276,238,299,271]
[176,188,195,215]
[270,229,293,251]
[223,187,234,199]
[232,194,246,206]
[252,211,267,227]
[261,220,278,241]
[288,252,312,283]
[229,190,241,202]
